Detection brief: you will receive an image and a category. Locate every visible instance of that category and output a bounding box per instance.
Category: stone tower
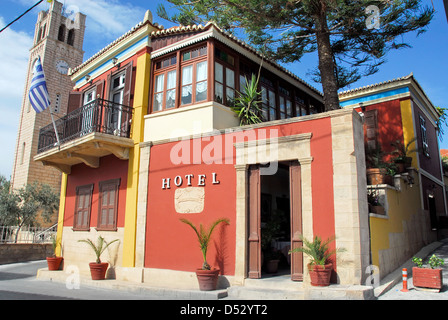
[11,1,86,191]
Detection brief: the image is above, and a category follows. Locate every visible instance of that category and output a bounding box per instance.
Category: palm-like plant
[78,236,119,264]
[289,235,342,268]
[232,74,263,125]
[180,218,230,270]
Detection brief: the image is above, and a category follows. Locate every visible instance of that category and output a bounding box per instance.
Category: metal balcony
[34,98,134,174]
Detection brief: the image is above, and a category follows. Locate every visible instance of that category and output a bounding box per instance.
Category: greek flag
[29,57,50,113]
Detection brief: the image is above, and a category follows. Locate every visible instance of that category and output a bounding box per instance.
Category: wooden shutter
[67,91,82,113]
[290,161,303,281]
[122,62,134,107]
[248,165,261,279]
[364,109,378,151]
[98,179,120,230]
[95,80,105,99]
[74,184,93,231]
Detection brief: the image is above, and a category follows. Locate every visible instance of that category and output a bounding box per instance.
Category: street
[0,260,166,300]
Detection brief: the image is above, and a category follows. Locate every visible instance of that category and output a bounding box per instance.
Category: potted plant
[261,209,285,274]
[390,138,417,173]
[46,235,63,271]
[412,254,444,291]
[289,235,343,286]
[180,217,229,291]
[231,73,264,125]
[365,147,388,185]
[367,188,385,215]
[78,236,119,280]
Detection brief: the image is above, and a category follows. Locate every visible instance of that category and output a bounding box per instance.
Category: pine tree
[158,0,433,111]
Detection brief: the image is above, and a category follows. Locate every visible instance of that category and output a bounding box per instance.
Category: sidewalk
[376,238,448,300]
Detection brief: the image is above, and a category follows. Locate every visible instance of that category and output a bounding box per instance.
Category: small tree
[0,177,59,242]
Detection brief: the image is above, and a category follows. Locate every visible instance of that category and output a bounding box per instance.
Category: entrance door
[247,161,303,281]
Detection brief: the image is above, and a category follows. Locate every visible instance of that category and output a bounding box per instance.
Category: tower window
[67,29,75,46]
[58,25,66,42]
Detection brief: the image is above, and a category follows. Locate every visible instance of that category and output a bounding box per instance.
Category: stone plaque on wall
[174,187,205,214]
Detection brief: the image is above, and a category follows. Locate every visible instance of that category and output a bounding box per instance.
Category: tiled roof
[70,19,322,97]
[338,73,413,97]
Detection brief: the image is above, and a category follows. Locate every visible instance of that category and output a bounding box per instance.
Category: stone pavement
[33,239,448,300]
[376,238,448,300]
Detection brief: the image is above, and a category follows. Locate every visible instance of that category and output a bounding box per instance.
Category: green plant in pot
[412,254,444,291]
[46,235,63,271]
[390,137,417,173]
[261,209,285,274]
[78,236,119,280]
[289,235,343,286]
[180,217,229,291]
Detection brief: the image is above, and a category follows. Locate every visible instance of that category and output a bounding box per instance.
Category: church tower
[11,1,86,191]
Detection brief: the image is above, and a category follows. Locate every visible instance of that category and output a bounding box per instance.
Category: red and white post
[400,268,409,292]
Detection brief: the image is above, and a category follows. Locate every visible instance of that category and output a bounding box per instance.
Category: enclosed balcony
[34,98,134,174]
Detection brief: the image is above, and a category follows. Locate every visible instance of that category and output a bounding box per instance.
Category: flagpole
[48,104,61,150]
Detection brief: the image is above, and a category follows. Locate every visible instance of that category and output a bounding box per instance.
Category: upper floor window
[279,86,292,119]
[181,60,208,106]
[420,115,430,157]
[154,70,177,111]
[67,29,75,46]
[58,25,66,42]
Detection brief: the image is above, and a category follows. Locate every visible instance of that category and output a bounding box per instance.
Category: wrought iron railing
[37,98,133,153]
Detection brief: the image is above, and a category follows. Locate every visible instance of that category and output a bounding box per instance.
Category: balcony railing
[38,98,133,154]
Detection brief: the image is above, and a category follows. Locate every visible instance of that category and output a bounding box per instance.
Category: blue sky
[0,0,447,178]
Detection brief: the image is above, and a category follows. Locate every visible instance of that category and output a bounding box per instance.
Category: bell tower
[11,0,86,191]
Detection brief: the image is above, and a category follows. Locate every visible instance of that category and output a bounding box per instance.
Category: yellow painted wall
[369,98,422,275]
[55,173,67,257]
[121,51,151,267]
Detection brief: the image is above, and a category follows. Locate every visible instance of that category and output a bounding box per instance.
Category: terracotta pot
[412,267,443,291]
[366,168,387,185]
[369,205,385,215]
[266,260,280,274]
[308,263,333,287]
[196,268,220,291]
[89,262,109,280]
[46,256,63,271]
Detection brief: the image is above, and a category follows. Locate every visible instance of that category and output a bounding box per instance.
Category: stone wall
[0,244,52,265]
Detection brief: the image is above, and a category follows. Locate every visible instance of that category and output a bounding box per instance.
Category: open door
[248,165,261,279]
[289,161,303,281]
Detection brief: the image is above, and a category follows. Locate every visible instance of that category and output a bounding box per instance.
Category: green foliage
[231,73,263,125]
[412,254,445,269]
[180,218,230,270]
[78,236,119,264]
[50,235,60,257]
[436,107,448,139]
[158,0,433,93]
[289,235,344,267]
[0,176,59,238]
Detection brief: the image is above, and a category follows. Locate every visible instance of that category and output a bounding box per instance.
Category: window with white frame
[420,115,430,157]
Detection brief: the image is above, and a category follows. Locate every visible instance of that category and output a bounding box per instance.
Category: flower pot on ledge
[46,256,63,271]
[89,262,109,280]
[196,268,220,291]
[308,263,333,287]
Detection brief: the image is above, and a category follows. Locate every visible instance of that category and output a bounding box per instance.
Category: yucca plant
[289,235,342,268]
[180,218,230,270]
[232,73,263,126]
[78,236,119,264]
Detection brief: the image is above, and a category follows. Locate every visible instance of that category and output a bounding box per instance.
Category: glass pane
[226,88,234,101]
[182,65,192,85]
[279,96,285,112]
[196,81,207,102]
[269,90,276,107]
[167,70,176,90]
[269,107,276,120]
[286,100,292,115]
[215,82,223,103]
[240,75,247,92]
[196,61,207,82]
[155,74,164,92]
[261,87,268,104]
[215,62,223,83]
[226,68,234,88]
[154,92,163,111]
[181,85,192,105]
[166,89,176,109]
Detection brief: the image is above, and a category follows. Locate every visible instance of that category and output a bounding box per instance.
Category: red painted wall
[356,99,404,163]
[63,155,128,228]
[145,117,336,275]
